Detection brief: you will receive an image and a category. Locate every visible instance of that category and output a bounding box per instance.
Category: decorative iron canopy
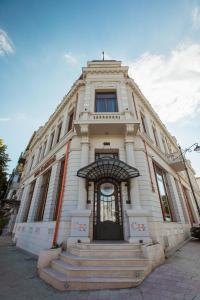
[77,157,140,182]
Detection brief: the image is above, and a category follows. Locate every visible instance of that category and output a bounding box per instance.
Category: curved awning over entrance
[77,157,140,182]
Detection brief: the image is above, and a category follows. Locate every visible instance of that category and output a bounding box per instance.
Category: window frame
[153,163,174,222]
[49,131,55,151]
[34,168,51,222]
[56,122,62,143]
[29,155,35,171]
[140,112,147,134]
[22,180,36,222]
[152,126,159,146]
[67,111,74,132]
[95,91,118,113]
[41,140,47,159]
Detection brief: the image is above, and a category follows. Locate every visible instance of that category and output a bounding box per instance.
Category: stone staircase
[39,243,151,291]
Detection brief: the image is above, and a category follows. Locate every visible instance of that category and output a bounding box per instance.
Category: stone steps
[38,242,150,291]
[51,258,147,278]
[39,267,143,291]
[70,247,142,258]
[60,252,149,267]
[72,243,141,250]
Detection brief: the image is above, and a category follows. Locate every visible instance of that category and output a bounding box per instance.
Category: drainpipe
[52,139,71,246]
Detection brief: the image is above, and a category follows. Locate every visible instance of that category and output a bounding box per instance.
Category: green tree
[0,139,10,200]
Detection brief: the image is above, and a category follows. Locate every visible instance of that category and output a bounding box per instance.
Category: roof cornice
[126,78,179,150]
[30,79,85,149]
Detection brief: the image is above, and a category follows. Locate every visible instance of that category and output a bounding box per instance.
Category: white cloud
[0,29,14,56]
[127,43,200,123]
[191,6,200,29]
[0,117,11,122]
[64,53,78,64]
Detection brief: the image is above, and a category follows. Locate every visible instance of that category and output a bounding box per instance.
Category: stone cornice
[83,67,128,76]
[126,78,179,151]
[29,79,85,150]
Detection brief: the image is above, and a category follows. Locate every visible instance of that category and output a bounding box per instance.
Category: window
[95,92,118,112]
[35,168,51,221]
[67,111,74,132]
[49,131,55,151]
[154,164,173,222]
[41,140,47,159]
[37,146,42,164]
[140,112,147,134]
[182,185,196,224]
[22,180,36,222]
[152,126,159,146]
[174,178,188,223]
[29,155,35,171]
[162,137,168,154]
[56,123,62,143]
[53,159,65,221]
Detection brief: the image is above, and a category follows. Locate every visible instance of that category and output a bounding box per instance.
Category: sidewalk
[0,236,200,300]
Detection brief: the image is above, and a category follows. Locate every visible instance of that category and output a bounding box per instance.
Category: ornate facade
[13,60,200,289]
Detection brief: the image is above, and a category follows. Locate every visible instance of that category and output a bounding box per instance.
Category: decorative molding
[126,79,179,150]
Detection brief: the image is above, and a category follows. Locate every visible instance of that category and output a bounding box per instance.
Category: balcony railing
[74,111,139,135]
[90,113,122,121]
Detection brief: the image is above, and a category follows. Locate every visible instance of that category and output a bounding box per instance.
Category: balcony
[166,152,186,172]
[74,111,140,135]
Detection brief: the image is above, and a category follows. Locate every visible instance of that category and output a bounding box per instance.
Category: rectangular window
[49,131,55,151]
[29,155,35,171]
[22,181,36,222]
[162,137,168,154]
[95,92,118,112]
[56,123,62,143]
[53,159,65,221]
[174,178,188,223]
[67,111,74,132]
[37,146,42,164]
[182,185,195,224]
[152,126,159,146]
[140,112,147,134]
[41,140,47,159]
[35,168,51,221]
[154,164,173,222]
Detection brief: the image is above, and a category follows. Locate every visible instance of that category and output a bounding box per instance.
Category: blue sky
[0,0,200,175]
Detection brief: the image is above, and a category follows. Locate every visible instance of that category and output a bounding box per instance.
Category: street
[0,236,200,300]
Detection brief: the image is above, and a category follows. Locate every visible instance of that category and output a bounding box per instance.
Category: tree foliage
[0,139,10,200]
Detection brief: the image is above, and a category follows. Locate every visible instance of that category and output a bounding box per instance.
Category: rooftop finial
[102,51,104,61]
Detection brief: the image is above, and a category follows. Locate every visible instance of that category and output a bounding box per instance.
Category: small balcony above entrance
[74,111,140,135]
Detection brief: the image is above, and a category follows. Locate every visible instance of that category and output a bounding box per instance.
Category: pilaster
[68,124,91,245]
[125,124,152,243]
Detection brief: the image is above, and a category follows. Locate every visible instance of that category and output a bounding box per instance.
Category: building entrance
[93,179,123,240]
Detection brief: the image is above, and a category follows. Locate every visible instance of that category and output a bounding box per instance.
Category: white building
[13,60,200,290]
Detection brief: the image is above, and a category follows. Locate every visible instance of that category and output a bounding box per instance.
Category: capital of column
[80,124,89,136]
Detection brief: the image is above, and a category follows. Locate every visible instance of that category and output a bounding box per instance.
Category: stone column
[125,125,151,244]
[68,125,91,246]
